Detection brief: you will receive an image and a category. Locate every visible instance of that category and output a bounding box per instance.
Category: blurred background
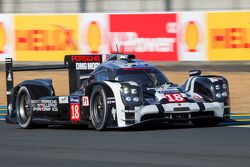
[0,0,249,13]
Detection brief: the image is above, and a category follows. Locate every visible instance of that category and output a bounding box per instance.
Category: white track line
[228,125,250,128]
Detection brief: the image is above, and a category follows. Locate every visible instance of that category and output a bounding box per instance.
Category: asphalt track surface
[1,121,250,167]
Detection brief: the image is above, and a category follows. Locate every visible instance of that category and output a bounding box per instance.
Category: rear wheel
[16,86,35,129]
[90,85,108,131]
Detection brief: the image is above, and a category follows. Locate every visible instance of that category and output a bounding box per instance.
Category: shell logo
[184,21,199,52]
[87,21,101,53]
[0,22,6,54]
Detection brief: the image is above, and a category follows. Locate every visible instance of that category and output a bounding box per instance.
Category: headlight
[131,88,138,94]
[120,84,142,106]
[123,87,129,94]
[222,83,227,89]
[222,92,227,97]
[125,97,132,102]
[215,85,221,90]
[133,97,140,102]
[216,93,222,98]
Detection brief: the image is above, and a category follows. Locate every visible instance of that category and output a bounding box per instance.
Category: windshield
[114,68,169,87]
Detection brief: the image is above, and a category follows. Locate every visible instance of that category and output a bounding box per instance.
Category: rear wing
[5,54,103,119]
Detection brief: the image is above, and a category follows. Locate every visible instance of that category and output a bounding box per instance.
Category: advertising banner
[15,15,79,61]
[0,14,14,61]
[79,13,109,55]
[208,11,250,60]
[178,12,207,61]
[109,13,178,61]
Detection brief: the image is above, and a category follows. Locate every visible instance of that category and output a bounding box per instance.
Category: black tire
[16,86,35,129]
[90,85,108,131]
[192,119,221,127]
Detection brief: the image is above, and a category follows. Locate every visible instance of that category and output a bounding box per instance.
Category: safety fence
[0,11,250,62]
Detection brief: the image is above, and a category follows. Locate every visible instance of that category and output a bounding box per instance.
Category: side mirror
[189,70,201,77]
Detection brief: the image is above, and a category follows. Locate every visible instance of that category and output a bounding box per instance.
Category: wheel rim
[18,92,31,124]
[93,93,105,124]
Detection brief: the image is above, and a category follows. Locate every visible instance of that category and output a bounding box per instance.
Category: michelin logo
[76,63,100,70]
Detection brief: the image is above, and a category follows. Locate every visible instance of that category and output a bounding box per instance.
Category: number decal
[82,96,89,106]
[164,94,185,102]
[70,104,80,121]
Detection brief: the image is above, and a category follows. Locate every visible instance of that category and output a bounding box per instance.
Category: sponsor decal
[109,14,178,61]
[70,103,80,122]
[79,14,109,54]
[164,93,186,102]
[111,107,116,120]
[70,96,80,103]
[76,62,100,70]
[87,21,101,53]
[187,92,203,102]
[208,12,250,60]
[82,96,89,106]
[190,96,203,102]
[185,21,199,52]
[122,110,135,113]
[15,27,77,51]
[59,96,68,104]
[107,97,116,104]
[8,103,12,113]
[32,100,58,112]
[15,15,79,61]
[178,12,207,61]
[156,84,180,93]
[71,55,100,62]
[7,72,12,81]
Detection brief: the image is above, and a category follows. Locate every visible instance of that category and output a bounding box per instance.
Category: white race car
[5,54,230,130]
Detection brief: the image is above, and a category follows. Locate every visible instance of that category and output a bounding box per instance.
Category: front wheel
[90,85,108,131]
[16,86,35,129]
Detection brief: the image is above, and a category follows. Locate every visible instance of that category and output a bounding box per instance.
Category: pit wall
[0,11,249,61]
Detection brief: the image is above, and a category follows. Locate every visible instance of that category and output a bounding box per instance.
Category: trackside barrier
[0,105,249,122]
[0,11,250,61]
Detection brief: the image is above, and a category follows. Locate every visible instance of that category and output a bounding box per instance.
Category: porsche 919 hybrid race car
[5,54,230,130]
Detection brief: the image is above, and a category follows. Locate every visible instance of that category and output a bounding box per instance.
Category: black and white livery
[5,54,230,130]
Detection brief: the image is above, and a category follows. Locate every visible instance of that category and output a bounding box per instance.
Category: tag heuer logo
[7,72,12,81]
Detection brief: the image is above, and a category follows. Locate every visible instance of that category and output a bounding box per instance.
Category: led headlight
[222,83,227,89]
[133,97,140,102]
[215,85,221,90]
[125,97,132,102]
[120,84,142,106]
[123,87,129,94]
[216,93,222,98]
[222,92,228,97]
[131,88,138,95]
